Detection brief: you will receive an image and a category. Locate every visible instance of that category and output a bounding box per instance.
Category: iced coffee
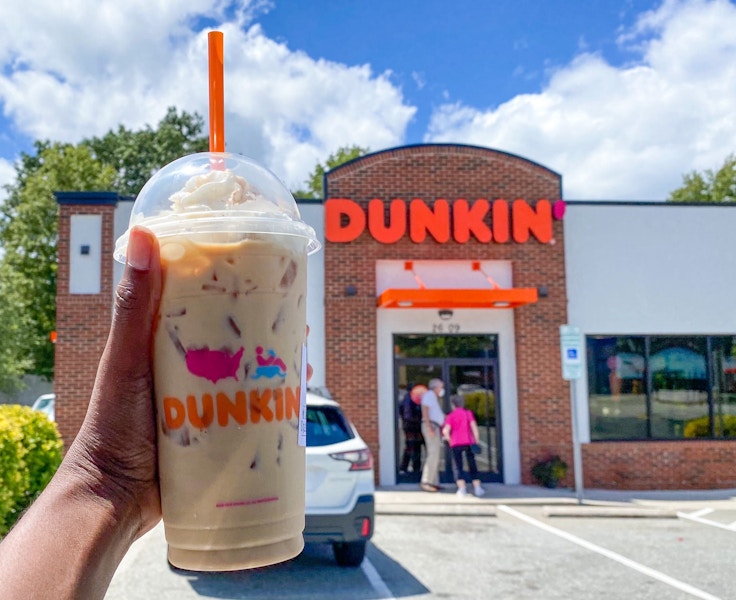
[114,153,320,571]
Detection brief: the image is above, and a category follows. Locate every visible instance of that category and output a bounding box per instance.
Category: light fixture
[538,286,548,298]
[345,285,357,297]
[438,309,453,320]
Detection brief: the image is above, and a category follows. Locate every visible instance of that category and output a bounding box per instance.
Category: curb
[377,503,497,517]
[376,503,678,518]
[542,505,678,518]
[373,485,736,519]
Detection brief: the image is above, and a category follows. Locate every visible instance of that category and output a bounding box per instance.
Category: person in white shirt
[420,378,446,492]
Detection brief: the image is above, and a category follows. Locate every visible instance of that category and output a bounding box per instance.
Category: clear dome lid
[114,152,320,262]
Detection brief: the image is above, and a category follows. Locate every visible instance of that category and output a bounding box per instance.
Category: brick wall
[55,200,116,448]
[583,441,736,490]
[52,146,736,489]
[323,145,571,484]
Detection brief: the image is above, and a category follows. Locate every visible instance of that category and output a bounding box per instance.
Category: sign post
[560,325,584,504]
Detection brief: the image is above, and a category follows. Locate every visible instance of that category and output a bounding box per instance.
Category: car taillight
[360,517,371,537]
[329,447,373,471]
[355,516,371,537]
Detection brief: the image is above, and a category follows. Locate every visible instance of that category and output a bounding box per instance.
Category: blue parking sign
[560,325,583,380]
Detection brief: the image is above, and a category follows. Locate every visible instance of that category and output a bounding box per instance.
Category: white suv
[32,393,55,421]
[304,390,375,566]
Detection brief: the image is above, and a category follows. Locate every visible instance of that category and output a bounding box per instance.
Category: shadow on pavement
[176,542,428,599]
[366,542,430,598]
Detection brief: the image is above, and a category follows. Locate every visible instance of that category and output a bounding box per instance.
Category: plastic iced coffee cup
[114,152,320,571]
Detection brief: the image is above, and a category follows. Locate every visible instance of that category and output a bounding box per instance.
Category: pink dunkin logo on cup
[169,345,299,431]
[183,345,287,383]
[185,346,245,384]
[253,346,287,379]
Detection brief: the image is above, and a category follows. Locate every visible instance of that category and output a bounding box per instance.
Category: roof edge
[325,143,563,181]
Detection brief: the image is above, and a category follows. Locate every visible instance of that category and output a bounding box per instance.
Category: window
[306,405,354,447]
[587,335,736,441]
[394,335,498,359]
[588,336,646,439]
[711,337,736,438]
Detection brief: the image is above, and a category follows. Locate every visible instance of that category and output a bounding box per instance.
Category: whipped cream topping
[165,169,283,218]
[169,170,253,211]
[114,153,321,264]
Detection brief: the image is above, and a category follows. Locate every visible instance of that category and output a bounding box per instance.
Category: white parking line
[498,505,722,600]
[362,556,396,599]
[677,510,736,533]
[689,508,715,519]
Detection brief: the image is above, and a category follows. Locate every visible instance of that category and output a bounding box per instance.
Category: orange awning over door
[376,261,539,309]
[377,287,538,309]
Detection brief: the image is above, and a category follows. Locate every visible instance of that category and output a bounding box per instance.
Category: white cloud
[425,0,736,200]
[411,71,426,90]
[0,0,415,190]
[220,27,415,186]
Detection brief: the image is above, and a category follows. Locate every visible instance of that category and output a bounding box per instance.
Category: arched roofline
[325,142,561,181]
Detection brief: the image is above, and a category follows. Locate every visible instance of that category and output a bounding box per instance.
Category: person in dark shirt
[399,383,425,474]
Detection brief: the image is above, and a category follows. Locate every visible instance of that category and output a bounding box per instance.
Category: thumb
[99,227,162,387]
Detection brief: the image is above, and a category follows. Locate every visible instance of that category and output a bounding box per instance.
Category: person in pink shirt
[442,395,485,497]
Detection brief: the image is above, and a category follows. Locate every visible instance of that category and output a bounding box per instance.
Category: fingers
[72,227,162,534]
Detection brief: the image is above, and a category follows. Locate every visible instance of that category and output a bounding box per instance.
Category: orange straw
[208,31,225,153]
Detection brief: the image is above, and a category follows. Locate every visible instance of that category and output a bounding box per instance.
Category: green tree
[83,107,208,196]
[0,108,208,388]
[0,269,33,394]
[294,145,369,198]
[0,144,116,384]
[668,154,736,203]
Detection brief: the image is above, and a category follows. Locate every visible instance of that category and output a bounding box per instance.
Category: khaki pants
[420,421,441,486]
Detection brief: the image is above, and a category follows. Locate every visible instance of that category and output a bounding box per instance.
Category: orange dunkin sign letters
[325,198,566,244]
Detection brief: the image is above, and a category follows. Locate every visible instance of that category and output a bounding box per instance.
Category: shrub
[684,414,736,438]
[531,455,568,489]
[0,405,63,536]
[0,414,26,535]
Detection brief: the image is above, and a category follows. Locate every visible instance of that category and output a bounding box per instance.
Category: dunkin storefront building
[55,144,736,490]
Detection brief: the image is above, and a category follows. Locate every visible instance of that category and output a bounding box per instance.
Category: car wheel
[332,540,366,567]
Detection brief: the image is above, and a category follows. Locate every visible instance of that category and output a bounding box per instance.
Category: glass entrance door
[447,361,500,481]
[395,361,444,482]
[394,335,501,484]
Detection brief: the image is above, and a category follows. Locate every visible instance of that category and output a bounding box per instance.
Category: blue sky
[0,0,735,200]
[257,0,655,142]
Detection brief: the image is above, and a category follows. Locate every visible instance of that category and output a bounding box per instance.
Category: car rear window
[306,405,355,447]
[34,398,52,410]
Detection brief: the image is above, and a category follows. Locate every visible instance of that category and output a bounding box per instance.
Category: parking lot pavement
[105,485,736,600]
